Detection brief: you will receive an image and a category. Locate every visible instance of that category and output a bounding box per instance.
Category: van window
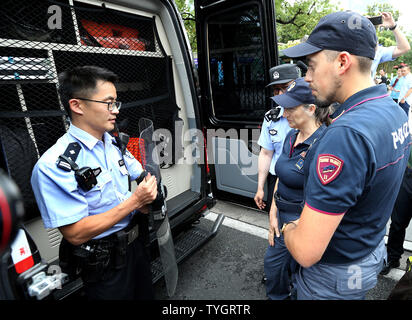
[207,4,268,122]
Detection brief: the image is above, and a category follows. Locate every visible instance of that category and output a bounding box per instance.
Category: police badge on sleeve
[316,154,343,185]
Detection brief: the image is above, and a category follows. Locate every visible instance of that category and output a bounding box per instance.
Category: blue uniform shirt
[258,110,292,175]
[31,124,143,239]
[276,125,326,204]
[304,84,411,264]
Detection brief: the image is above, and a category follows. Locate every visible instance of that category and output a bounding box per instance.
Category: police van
[1,0,410,300]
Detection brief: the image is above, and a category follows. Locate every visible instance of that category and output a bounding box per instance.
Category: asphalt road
[154,200,411,301]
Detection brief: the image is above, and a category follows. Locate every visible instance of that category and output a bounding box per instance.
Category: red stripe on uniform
[305,202,346,216]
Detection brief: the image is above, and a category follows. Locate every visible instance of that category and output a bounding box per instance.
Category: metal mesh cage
[207,4,267,122]
[0,0,179,221]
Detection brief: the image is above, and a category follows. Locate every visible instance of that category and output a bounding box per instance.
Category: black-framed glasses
[75,97,122,111]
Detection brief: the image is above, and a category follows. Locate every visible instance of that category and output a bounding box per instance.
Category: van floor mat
[151,214,224,284]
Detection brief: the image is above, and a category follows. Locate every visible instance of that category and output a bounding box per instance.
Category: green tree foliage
[275,0,337,44]
[174,0,197,51]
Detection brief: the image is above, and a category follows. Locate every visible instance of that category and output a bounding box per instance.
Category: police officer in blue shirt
[281,12,410,299]
[254,64,297,212]
[31,66,158,300]
[263,77,330,300]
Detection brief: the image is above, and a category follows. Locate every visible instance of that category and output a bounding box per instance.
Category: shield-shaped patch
[316,154,343,185]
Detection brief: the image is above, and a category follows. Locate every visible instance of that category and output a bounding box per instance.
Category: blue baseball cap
[282,11,377,59]
[271,77,315,108]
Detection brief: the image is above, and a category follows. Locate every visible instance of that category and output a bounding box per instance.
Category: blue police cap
[271,77,315,108]
[282,11,377,59]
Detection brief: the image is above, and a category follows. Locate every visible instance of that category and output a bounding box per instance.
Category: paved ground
[154,200,411,300]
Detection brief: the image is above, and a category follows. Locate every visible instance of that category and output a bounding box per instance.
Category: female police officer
[31,66,158,300]
[263,77,331,300]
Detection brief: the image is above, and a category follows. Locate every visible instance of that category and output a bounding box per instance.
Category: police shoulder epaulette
[56,142,82,172]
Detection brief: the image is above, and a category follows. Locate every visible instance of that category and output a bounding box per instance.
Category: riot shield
[138,118,178,297]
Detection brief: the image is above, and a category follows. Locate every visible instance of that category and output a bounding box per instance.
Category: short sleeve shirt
[390,76,405,100]
[371,46,395,79]
[399,73,412,105]
[258,111,292,175]
[31,124,143,238]
[304,85,410,263]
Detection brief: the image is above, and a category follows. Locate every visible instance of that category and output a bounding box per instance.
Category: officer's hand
[254,189,265,210]
[133,173,157,209]
[401,98,406,104]
[268,204,279,246]
[381,12,396,29]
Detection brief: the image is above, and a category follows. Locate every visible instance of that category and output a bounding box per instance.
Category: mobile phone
[368,15,383,26]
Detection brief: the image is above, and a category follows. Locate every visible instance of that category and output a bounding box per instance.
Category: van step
[151,213,224,283]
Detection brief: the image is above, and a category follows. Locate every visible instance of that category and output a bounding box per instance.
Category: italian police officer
[254,64,297,295]
[31,66,158,300]
[281,12,410,299]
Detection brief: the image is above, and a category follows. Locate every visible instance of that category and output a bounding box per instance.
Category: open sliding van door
[195,0,279,205]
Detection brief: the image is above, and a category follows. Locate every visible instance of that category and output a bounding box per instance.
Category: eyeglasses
[75,97,122,111]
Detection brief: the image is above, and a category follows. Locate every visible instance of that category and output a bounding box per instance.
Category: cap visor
[282,42,322,58]
[271,95,302,109]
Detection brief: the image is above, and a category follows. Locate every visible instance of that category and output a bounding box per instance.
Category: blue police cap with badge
[271,77,315,108]
[282,11,377,59]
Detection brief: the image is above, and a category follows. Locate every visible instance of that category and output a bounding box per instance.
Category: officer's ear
[336,51,352,75]
[303,104,316,117]
[69,98,84,116]
[307,104,316,114]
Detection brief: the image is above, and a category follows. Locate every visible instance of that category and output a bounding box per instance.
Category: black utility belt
[274,191,303,213]
[88,219,140,247]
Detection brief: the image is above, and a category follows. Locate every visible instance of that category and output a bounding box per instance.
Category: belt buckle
[127,224,139,245]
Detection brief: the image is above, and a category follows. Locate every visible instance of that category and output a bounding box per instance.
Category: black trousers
[387,167,412,263]
[265,173,278,213]
[84,216,154,300]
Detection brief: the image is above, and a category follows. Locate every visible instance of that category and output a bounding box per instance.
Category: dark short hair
[58,66,118,119]
[324,50,372,74]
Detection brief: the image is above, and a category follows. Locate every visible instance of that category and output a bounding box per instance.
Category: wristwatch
[389,23,397,31]
[281,221,297,235]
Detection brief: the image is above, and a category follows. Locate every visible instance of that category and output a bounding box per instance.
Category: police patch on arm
[316,154,344,185]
